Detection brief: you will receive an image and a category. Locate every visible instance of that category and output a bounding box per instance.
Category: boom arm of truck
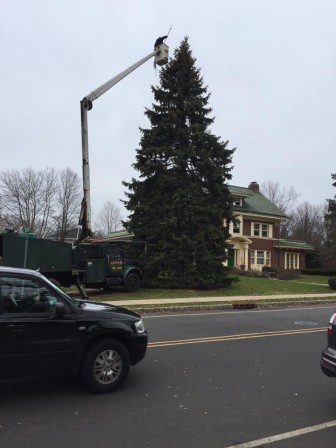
[78,42,169,243]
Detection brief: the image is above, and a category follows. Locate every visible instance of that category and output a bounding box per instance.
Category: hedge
[329,278,336,290]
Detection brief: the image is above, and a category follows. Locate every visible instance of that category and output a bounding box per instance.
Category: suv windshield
[43,277,82,308]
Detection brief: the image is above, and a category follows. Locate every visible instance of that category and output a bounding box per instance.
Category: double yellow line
[148,326,327,348]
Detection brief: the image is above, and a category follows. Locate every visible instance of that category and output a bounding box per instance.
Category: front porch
[227,236,252,270]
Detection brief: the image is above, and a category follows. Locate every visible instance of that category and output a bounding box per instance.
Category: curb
[121,298,336,314]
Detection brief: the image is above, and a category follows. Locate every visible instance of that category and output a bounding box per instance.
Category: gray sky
[1,0,335,220]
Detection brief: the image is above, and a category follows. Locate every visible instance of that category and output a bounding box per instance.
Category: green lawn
[84,275,332,302]
[296,275,330,285]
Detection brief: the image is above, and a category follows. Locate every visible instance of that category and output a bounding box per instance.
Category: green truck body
[0,232,142,292]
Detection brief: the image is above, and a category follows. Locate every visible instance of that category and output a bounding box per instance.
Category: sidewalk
[104,292,336,307]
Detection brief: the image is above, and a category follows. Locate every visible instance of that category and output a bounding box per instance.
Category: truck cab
[73,243,142,292]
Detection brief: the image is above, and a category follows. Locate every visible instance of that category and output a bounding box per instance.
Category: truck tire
[125,273,140,292]
[81,338,130,393]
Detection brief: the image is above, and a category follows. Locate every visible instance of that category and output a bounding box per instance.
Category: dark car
[0,267,147,393]
[321,312,336,377]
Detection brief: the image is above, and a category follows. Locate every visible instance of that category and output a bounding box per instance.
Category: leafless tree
[0,167,57,236]
[53,168,81,241]
[261,181,300,238]
[0,194,9,229]
[40,168,58,236]
[94,200,123,237]
[261,181,299,214]
[289,201,326,247]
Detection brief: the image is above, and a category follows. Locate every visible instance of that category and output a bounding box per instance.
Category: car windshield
[42,277,82,308]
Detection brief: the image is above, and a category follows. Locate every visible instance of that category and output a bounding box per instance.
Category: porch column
[244,248,249,270]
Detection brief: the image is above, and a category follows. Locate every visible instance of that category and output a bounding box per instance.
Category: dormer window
[233,198,243,206]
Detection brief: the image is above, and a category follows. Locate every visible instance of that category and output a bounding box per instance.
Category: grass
[296,275,330,285]
[82,275,332,302]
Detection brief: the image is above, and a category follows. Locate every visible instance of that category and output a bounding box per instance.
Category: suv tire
[81,339,130,393]
[125,273,140,292]
[321,364,335,377]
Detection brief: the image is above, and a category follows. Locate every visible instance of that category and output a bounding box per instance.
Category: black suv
[0,267,147,393]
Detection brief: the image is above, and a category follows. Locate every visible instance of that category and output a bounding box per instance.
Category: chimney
[248,181,260,193]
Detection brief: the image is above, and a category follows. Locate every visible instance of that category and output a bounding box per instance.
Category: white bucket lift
[155,44,169,66]
[78,40,169,241]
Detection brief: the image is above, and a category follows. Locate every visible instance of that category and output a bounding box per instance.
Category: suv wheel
[81,339,130,393]
[125,273,140,292]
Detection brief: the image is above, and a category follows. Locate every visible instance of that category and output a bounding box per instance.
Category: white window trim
[227,215,243,236]
[285,252,300,270]
[250,250,271,268]
[233,197,243,207]
[251,222,273,239]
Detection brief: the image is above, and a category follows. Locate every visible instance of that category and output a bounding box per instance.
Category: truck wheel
[81,339,130,393]
[125,273,140,292]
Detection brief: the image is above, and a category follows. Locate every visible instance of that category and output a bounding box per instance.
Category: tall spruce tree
[324,173,336,267]
[123,37,234,288]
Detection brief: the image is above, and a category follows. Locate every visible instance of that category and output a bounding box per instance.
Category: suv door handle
[6,324,26,332]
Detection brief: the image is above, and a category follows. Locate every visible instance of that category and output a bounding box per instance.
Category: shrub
[276,270,300,280]
[262,266,278,277]
[230,267,276,278]
[301,268,336,276]
[231,267,248,276]
[248,269,270,278]
[231,268,269,278]
[262,266,277,273]
[329,277,336,290]
[223,275,240,287]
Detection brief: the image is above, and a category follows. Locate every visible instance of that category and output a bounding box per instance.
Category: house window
[285,252,300,270]
[257,250,264,265]
[250,250,272,268]
[266,251,271,267]
[253,223,260,236]
[252,222,271,238]
[262,224,269,238]
[233,219,241,234]
[233,198,243,206]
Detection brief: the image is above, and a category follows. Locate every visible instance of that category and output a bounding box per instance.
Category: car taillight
[328,313,336,335]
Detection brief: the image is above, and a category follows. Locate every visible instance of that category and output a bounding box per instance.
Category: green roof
[274,240,314,250]
[228,185,255,197]
[228,185,287,219]
[107,230,133,241]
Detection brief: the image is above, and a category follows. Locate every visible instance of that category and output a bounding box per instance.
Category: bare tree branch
[94,200,123,237]
[0,167,58,236]
[52,168,81,241]
[261,181,299,214]
[261,181,300,239]
[289,201,326,247]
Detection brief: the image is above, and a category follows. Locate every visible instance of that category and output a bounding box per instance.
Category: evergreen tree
[324,173,336,267]
[123,37,234,288]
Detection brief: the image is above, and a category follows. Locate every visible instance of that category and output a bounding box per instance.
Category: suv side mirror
[55,302,67,316]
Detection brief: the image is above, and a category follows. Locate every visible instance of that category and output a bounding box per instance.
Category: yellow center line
[148,327,327,348]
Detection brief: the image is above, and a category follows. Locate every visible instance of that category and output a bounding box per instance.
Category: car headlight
[134,319,146,334]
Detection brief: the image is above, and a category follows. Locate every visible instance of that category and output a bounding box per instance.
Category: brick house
[226,182,313,271]
[107,181,313,271]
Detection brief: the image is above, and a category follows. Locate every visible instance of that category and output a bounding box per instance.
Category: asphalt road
[1,305,336,448]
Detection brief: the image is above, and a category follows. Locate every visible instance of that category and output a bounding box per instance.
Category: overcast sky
[1,0,335,220]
